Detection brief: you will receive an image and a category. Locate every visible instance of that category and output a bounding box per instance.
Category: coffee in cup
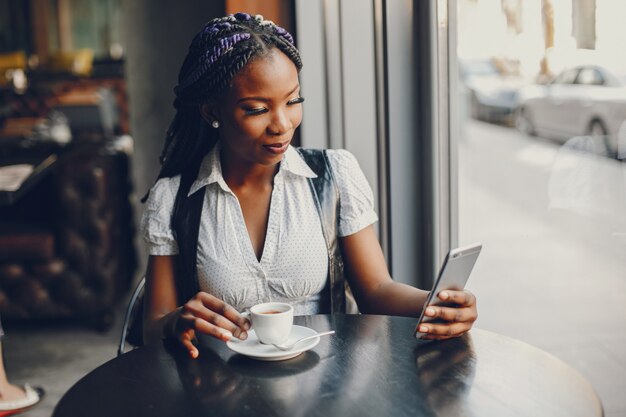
[244,302,293,344]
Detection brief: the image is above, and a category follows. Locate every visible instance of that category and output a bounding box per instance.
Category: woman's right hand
[168,292,251,359]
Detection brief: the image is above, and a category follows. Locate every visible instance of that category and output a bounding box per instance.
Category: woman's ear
[200,103,218,124]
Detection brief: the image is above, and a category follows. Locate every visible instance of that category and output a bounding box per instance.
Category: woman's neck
[220,148,279,190]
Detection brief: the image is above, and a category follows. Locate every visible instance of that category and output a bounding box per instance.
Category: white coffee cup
[243,302,293,345]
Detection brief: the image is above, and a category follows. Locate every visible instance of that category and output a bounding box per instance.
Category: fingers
[180,328,199,358]
[437,289,476,307]
[196,292,251,329]
[178,310,235,342]
[418,321,471,340]
[193,292,250,339]
[418,289,477,340]
[423,304,476,323]
[177,292,251,344]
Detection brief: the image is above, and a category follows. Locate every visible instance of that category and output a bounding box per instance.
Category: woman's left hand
[417,289,477,340]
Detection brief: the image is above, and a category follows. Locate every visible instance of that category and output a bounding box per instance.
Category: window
[576,67,605,85]
[453,0,625,413]
[553,68,579,85]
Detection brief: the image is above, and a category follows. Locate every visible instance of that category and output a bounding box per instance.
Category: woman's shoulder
[145,175,181,211]
[297,147,356,159]
[296,147,364,179]
[325,148,357,161]
[323,149,377,236]
[141,175,181,253]
[324,148,363,175]
[151,175,181,194]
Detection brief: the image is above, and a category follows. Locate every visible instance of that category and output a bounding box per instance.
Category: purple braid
[273,25,294,45]
[175,33,251,92]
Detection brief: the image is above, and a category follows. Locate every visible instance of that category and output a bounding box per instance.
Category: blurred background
[0,0,624,416]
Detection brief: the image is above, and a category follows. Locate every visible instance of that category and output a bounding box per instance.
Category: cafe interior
[0,0,624,416]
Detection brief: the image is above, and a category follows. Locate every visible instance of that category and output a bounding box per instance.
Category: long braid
[143,13,302,201]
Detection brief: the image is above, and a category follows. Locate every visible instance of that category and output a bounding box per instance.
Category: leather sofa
[0,139,137,329]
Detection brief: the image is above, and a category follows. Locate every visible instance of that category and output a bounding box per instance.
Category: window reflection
[456,0,626,410]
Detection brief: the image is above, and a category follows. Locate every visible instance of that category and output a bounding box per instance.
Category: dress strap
[296,148,358,314]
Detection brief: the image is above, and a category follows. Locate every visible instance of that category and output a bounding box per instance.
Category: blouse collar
[188,142,317,196]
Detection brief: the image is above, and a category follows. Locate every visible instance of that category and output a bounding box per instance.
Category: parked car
[459,58,523,125]
[516,64,626,156]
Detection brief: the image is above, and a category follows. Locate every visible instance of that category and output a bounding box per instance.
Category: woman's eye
[244,107,268,115]
[288,97,305,105]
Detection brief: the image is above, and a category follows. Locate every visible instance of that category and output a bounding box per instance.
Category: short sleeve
[140,176,181,255]
[326,149,378,236]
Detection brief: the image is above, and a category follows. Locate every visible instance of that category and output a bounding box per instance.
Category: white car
[460,58,522,124]
[516,65,626,156]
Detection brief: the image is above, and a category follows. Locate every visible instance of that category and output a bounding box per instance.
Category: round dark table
[53,314,603,417]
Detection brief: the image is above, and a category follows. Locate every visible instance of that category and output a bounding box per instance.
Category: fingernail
[191,350,199,359]
[419,325,428,333]
[439,291,449,300]
[221,329,233,340]
[239,331,248,340]
[425,307,436,316]
[243,321,251,330]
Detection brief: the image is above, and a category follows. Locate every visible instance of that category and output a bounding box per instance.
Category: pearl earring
[211,120,220,129]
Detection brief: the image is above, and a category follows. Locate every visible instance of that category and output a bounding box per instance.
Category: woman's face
[210,49,303,168]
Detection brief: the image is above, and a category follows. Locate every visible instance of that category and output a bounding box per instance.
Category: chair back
[117,276,145,356]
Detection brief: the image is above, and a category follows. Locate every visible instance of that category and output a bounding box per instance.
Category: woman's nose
[267,110,292,135]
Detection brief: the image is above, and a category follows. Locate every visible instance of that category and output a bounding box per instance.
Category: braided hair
[150,13,302,190]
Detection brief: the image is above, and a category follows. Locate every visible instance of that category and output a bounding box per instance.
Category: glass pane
[39,0,123,58]
[456,0,626,411]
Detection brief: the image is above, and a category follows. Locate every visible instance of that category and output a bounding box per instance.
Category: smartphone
[414,242,482,339]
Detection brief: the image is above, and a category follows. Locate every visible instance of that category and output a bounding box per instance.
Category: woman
[142,13,477,359]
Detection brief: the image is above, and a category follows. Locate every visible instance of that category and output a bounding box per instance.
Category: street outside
[459,119,626,415]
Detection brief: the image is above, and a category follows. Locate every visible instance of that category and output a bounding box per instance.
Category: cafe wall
[122,0,225,268]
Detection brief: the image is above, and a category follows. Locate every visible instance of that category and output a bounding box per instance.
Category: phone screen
[414,243,482,339]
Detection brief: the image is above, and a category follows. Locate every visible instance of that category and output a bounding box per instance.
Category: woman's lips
[263,141,289,154]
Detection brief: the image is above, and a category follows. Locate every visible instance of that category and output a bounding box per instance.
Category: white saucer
[226,325,321,361]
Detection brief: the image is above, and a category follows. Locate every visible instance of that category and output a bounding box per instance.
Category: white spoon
[271,330,335,351]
